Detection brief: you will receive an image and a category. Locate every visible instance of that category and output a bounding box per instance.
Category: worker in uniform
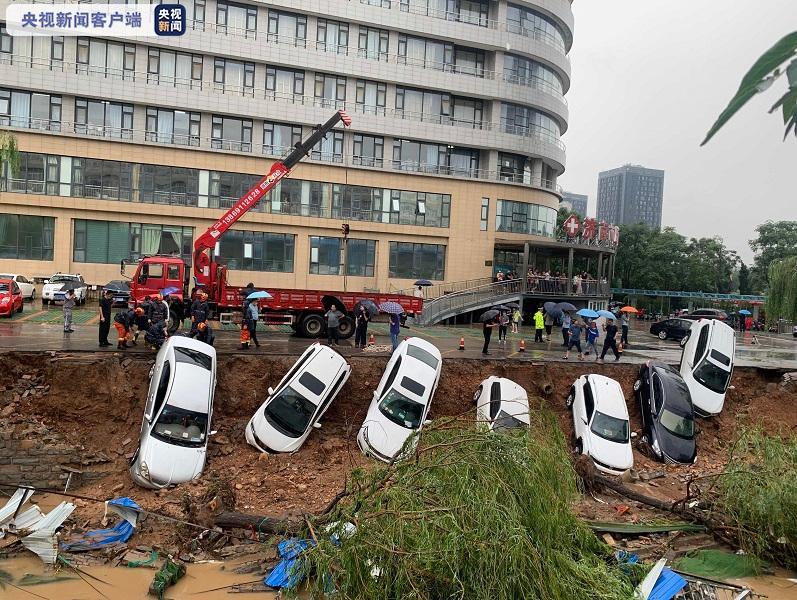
[196,321,215,346]
[131,307,148,345]
[145,320,168,350]
[113,308,135,349]
[189,292,209,339]
[140,295,153,325]
[150,294,168,326]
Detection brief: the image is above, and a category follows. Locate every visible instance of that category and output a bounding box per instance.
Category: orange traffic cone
[368,333,375,346]
[519,339,526,352]
[459,337,465,351]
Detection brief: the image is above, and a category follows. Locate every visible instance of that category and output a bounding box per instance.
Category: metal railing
[418,279,523,325]
[394,276,493,298]
[526,277,610,297]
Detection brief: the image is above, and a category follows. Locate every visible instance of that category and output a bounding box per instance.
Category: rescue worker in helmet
[189,291,210,339]
[145,319,168,350]
[132,307,148,345]
[113,308,135,350]
[196,321,215,346]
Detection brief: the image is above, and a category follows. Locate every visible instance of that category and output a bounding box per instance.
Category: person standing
[98,289,113,347]
[561,312,572,347]
[354,305,370,349]
[621,312,630,347]
[150,294,168,326]
[544,310,554,342]
[389,312,401,352]
[246,297,261,348]
[738,314,747,333]
[482,315,497,355]
[140,295,153,326]
[497,311,509,344]
[511,308,521,334]
[63,289,75,333]
[533,307,545,343]
[585,320,600,357]
[325,304,342,346]
[413,286,424,299]
[563,319,583,360]
[598,317,620,362]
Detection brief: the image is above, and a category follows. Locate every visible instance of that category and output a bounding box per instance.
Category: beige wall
[1,134,559,292]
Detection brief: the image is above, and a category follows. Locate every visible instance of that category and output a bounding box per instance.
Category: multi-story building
[597,165,664,230]
[0,0,574,294]
[560,191,587,217]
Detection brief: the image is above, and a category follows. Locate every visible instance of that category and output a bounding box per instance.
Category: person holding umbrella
[621,311,630,347]
[563,318,584,360]
[354,304,370,349]
[544,309,554,342]
[480,309,500,355]
[246,297,261,349]
[533,306,545,343]
[63,289,76,333]
[497,309,509,344]
[585,320,600,357]
[561,311,572,347]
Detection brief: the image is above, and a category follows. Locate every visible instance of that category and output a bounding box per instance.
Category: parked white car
[130,337,217,489]
[42,273,87,305]
[246,343,351,453]
[357,338,442,463]
[473,377,530,432]
[0,274,35,300]
[679,319,735,416]
[567,374,633,475]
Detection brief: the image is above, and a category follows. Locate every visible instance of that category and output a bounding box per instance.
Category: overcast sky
[559,0,797,263]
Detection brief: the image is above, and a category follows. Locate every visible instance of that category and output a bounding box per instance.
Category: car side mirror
[423,419,432,426]
[268,387,274,396]
[312,422,322,429]
[372,390,379,401]
[210,430,218,436]
[631,431,638,439]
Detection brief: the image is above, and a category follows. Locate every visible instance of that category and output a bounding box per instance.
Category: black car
[103,280,131,308]
[649,318,693,341]
[633,361,697,465]
[682,309,728,322]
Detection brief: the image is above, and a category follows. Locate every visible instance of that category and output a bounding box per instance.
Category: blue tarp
[60,497,141,552]
[264,538,315,590]
[648,568,687,600]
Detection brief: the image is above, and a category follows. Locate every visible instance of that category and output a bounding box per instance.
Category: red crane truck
[121,110,422,339]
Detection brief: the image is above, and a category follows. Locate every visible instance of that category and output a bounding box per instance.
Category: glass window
[75,38,135,80]
[216,230,294,272]
[358,26,389,61]
[0,25,12,57]
[216,0,257,35]
[211,115,253,151]
[346,239,376,277]
[590,411,630,443]
[309,236,343,275]
[147,48,203,89]
[353,134,384,167]
[406,343,439,369]
[397,34,453,70]
[177,0,206,27]
[316,18,348,54]
[75,97,133,139]
[495,200,557,237]
[332,184,382,222]
[311,130,343,163]
[506,4,566,52]
[395,87,451,124]
[268,10,307,47]
[73,220,193,263]
[263,121,302,155]
[480,197,489,231]
[146,107,200,146]
[503,53,563,95]
[389,242,446,280]
[213,57,255,93]
[139,164,199,206]
[313,73,346,108]
[0,214,54,260]
[501,102,561,140]
[378,388,423,429]
[355,79,386,115]
[266,66,305,100]
[0,88,61,131]
[453,46,484,77]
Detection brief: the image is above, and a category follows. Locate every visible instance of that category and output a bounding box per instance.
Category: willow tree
[0,131,20,176]
[766,256,797,323]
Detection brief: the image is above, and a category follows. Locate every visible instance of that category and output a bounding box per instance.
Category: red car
[0,278,24,317]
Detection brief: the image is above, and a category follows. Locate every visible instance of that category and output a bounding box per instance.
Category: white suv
[42,273,88,306]
[679,319,735,416]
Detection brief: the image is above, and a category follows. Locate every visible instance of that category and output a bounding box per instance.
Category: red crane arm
[193,110,352,285]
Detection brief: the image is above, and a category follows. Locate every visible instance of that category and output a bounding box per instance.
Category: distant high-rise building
[560,192,588,217]
[597,165,665,229]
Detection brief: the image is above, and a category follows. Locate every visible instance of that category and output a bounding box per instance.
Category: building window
[263,121,302,155]
[51,36,64,67]
[216,230,294,272]
[309,236,343,275]
[506,4,566,52]
[0,25,12,59]
[452,96,483,128]
[480,198,489,231]
[389,242,446,280]
[495,199,557,237]
[389,190,451,227]
[311,130,344,163]
[314,73,346,108]
[503,54,563,95]
[71,158,134,201]
[266,66,305,100]
[76,38,135,80]
[209,171,261,209]
[211,115,253,151]
[361,0,391,7]
[501,103,561,140]
[264,179,303,214]
[453,46,484,77]
[74,98,133,138]
[147,48,203,88]
[346,239,376,277]
[146,107,200,146]
[268,10,307,47]
[317,19,348,54]
[395,87,450,124]
[139,165,200,206]
[355,79,386,115]
[0,88,61,131]
[498,152,529,183]
[73,220,193,264]
[353,134,384,167]
[0,214,54,261]
[332,185,383,222]
[0,153,60,195]
[401,0,488,27]
[358,26,389,61]
[214,58,255,94]
[178,0,206,28]
[393,138,446,173]
[397,34,452,70]
[216,0,257,35]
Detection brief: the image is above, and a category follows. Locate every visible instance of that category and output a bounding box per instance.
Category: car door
[12,283,22,310]
[650,373,664,431]
[489,381,502,423]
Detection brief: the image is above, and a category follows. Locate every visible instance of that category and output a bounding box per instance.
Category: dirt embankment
[0,352,795,542]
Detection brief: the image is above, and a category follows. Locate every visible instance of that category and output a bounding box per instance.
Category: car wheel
[565,390,575,409]
[472,386,483,405]
[633,379,641,392]
[657,331,668,340]
[574,439,583,455]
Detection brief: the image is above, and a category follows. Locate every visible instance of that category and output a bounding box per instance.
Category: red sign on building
[563,214,580,238]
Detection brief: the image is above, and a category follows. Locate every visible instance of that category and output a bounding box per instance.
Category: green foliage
[708,429,797,568]
[765,256,797,322]
[305,414,642,600]
[556,207,580,231]
[738,263,751,295]
[702,32,797,144]
[0,131,20,177]
[750,220,797,285]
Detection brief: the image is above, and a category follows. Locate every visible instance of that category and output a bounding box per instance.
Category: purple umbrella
[379,301,405,315]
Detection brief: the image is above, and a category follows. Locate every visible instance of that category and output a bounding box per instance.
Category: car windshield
[378,388,424,430]
[493,410,527,432]
[590,411,629,443]
[0,275,13,280]
[660,408,695,438]
[406,344,439,369]
[152,405,208,448]
[0,283,9,292]
[264,386,316,438]
[174,347,213,371]
[694,359,731,394]
[49,275,78,283]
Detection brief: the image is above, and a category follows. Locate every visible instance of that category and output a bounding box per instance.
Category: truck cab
[124,256,188,331]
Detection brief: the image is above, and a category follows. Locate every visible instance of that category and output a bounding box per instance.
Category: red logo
[563,214,580,238]
[582,218,597,240]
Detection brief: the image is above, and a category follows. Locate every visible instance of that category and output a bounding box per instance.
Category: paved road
[1,306,795,369]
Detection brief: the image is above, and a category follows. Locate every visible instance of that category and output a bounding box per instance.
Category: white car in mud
[473,377,530,432]
[567,374,633,475]
[357,338,442,463]
[679,319,735,417]
[130,337,217,489]
[246,343,351,453]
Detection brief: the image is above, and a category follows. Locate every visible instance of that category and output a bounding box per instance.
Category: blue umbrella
[597,310,617,320]
[738,309,752,315]
[414,279,433,287]
[161,286,180,296]
[379,301,405,315]
[555,302,577,312]
[247,290,273,300]
[543,301,557,313]
[577,308,600,319]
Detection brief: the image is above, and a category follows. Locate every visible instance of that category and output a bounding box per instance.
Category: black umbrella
[59,280,82,291]
[414,279,433,287]
[480,309,500,322]
[103,280,130,294]
[354,299,379,317]
[492,305,510,311]
[543,301,557,313]
[506,302,520,309]
[555,302,577,312]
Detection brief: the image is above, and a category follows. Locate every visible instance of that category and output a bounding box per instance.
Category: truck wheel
[337,316,355,339]
[299,314,325,338]
[168,308,181,334]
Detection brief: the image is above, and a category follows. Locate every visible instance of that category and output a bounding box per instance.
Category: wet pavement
[1,307,795,370]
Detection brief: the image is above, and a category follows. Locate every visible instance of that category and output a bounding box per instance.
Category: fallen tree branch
[213,512,303,535]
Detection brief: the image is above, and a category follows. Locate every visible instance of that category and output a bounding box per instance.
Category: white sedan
[246,343,351,453]
[473,377,530,432]
[130,337,217,489]
[357,338,442,463]
[567,374,633,475]
[0,274,35,300]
